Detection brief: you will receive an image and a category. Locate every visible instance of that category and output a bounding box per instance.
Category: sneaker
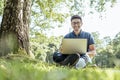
[60,54,80,66]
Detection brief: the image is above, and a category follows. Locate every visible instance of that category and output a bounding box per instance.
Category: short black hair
[71,15,82,22]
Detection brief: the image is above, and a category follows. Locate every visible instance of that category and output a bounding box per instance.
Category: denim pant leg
[53,52,68,63]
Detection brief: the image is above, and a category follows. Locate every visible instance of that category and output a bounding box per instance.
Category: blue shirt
[64,30,95,52]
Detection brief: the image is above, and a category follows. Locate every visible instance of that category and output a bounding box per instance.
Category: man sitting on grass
[53,15,96,69]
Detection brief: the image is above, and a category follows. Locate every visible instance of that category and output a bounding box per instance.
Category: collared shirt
[64,30,95,52]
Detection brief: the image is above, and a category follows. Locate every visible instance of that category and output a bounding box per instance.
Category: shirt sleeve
[88,34,95,45]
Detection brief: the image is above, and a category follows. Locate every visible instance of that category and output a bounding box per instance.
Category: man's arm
[86,44,96,58]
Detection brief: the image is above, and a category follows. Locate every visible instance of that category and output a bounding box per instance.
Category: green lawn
[0,54,120,80]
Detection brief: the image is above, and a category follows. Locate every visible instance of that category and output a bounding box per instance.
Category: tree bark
[0,0,31,56]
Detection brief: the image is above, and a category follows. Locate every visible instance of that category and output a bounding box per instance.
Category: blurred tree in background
[92,32,120,68]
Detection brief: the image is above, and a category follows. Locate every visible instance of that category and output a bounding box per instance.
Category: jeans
[53,52,69,63]
[53,52,91,68]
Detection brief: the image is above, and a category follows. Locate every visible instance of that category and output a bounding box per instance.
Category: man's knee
[53,52,66,63]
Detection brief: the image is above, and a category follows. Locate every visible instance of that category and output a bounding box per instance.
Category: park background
[0,0,120,80]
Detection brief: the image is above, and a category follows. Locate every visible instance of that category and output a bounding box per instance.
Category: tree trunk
[0,0,31,56]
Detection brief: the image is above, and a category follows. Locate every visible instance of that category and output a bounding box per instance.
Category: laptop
[60,39,87,54]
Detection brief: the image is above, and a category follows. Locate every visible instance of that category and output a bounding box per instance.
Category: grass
[0,54,120,80]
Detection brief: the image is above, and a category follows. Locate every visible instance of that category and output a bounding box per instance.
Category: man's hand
[87,44,96,58]
[87,50,96,58]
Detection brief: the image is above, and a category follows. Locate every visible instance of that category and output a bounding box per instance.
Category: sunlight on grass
[0,57,120,80]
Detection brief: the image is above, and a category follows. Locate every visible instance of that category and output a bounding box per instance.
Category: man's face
[71,19,82,32]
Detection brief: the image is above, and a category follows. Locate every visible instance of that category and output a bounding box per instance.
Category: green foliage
[30,31,63,63]
[35,0,68,21]
[91,32,102,49]
[30,0,117,33]
[95,47,115,68]
[65,0,116,16]
[0,57,120,80]
[30,0,69,33]
[92,31,120,68]
[90,0,116,12]
[0,0,4,15]
[113,32,120,58]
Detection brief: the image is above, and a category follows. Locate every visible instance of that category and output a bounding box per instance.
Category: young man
[53,15,96,69]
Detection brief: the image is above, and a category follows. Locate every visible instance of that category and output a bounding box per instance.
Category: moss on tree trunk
[0,0,31,56]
